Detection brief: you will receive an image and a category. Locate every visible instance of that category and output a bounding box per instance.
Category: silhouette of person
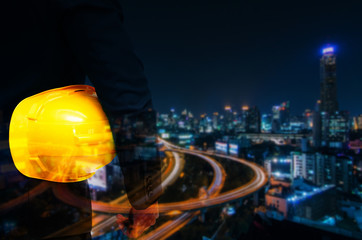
[1,0,162,239]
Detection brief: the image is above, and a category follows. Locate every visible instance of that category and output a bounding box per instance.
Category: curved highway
[154,140,268,212]
[50,150,186,238]
[48,138,268,239]
[89,150,226,214]
[0,137,268,240]
[140,140,268,240]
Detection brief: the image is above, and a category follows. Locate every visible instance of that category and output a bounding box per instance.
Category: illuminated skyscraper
[326,110,349,148]
[271,101,290,133]
[303,109,313,130]
[240,105,249,132]
[320,46,338,114]
[168,108,177,129]
[318,46,350,148]
[212,112,219,130]
[352,115,362,131]
[239,105,260,133]
[246,106,261,133]
[261,114,272,133]
[224,105,234,131]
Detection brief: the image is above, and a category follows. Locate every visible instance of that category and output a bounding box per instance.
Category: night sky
[121,0,362,117]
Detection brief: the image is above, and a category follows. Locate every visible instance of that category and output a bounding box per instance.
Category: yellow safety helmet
[9,85,116,182]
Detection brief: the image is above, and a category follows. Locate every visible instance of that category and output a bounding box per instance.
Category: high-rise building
[239,105,261,133]
[181,109,187,120]
[238,105,249,132]
[320,46,338,114]
[316,46,350,148]
[271,101,290,133]
[179,109,193,130]
[353,114,362,130]
[290,151,354,193]
[261,114,272,133]
[168,108,177,129]
[212,112,219,130]
[292,152,304,178]
[319,110,350,148]
[303,109,313,130]
[327,111,349,148]
[280,101,290,127]
[224,105,234,131]
[246,106,261,133]
[312,100,322,147]
[199,113,207,133]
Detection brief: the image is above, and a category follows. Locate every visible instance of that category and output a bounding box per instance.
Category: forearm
[109,108,162,210]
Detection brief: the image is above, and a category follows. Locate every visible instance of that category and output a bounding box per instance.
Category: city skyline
[121,0,362,116]
[1,1,361,239]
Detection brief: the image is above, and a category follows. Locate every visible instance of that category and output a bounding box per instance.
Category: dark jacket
[0,1,161,239]
[1,0,152,121]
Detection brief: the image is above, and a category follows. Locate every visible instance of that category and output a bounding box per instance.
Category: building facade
[320,46,338,114]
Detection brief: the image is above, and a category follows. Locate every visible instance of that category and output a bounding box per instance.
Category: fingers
[116,214,127,220]
[116,214,128,234]
[115,205,159,238]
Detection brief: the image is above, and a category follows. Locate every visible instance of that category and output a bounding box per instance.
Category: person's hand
[116,202,159,238]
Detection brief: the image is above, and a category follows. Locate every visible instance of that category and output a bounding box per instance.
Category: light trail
[54,144,226,239]
[141,146,226,240]
[0,182,50,213]
[90,150,226,214]
[49,138,268,239]
[140,211,199,240]
[104,151,182,206]
[91,151,184,213]
[90,151,184,238]
[161,151,183,189]
[50,150,185,238]
[142,139,268,240]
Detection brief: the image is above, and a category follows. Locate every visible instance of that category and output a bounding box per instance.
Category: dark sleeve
[61,0,152,114]
[60,0,162,210]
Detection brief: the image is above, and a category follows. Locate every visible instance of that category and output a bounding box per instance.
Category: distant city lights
[161,133,170,139]
[215,142,228,153]
[229,143,239,155]
[178,134,193,140]
[322,46,334,54]
[286,185,334,203]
